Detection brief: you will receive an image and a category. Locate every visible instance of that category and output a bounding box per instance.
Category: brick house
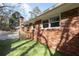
[19,3,79,55]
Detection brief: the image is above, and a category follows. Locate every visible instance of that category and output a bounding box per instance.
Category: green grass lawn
[0,39,64,56]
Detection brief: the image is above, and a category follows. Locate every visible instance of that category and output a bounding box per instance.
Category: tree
[29,7,41,19]
[0,3,15,30]
[33,7,41,16]
[0,3,15,17]
[29,11,35,19]
[9,11,21,29]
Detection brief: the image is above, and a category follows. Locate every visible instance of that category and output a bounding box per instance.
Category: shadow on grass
[53,50,66,56]
[35,25,54,56]
[43,45,63,56]
[20,41,38,56]
[44,46,48,56]
[0,40,12,56]
[11,39,20,43]
[44,45,53,56]
[11,39,33,52]
[0,39,32,56]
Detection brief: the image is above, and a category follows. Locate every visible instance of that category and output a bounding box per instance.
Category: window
[42,20,49,28]
[50,16,60,27]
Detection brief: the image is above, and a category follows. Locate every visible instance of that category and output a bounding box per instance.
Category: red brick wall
[19,7,79,55]
[57,7,79,55]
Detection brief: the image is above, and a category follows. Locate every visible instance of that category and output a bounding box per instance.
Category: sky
[27,3,55,11]
[0,3,56,21]
[12,3,56,21]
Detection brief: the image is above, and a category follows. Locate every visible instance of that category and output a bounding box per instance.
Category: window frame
[41,15,61,29]
[50,16,60,28]
[42,20,49,29]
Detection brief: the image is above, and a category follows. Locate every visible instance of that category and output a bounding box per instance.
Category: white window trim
[50,14,61,28]
[41,14,61,29]
[49,26,61,29]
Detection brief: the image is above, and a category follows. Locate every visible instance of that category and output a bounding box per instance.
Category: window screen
[50,16,59,27]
